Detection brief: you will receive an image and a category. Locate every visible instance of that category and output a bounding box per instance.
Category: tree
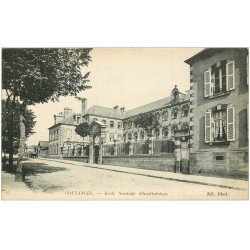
[134,113,160,137]
[2,100,36,168]
[75,122,90,138]
[2,48,92,178]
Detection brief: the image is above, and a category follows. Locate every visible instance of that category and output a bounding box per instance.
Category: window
[155,129,160,139]
[172,125,178,134]
[102,119,106,124]
[140,131,145,140]
[134,132,138,141]
[162,127,168,138]
[128,133,132,140]
[123,134,126,142]
[204,60,235,98]
[93,117,98,121]
[109,133,114,141]
[213,111,227,141]
[110,120,114,128]
[163,110,168,121]
[128,120,132,129]
[118,122,122,129]
[172,107,178,119]
[182,105,189,117]
[155,112,160,121]
[205,105,235,143]
[215,155,224,161]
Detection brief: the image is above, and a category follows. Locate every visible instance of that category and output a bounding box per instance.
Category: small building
[185,48,248,178]
[24,145,36,157]
[37,141,49,158]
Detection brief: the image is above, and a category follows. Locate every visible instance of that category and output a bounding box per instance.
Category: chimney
[54,113,64,124]
[81,98,87,115]
[64,107,73,117]
[120,107,125,114]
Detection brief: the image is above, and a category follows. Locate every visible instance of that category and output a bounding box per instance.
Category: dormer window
[163,110,168,121]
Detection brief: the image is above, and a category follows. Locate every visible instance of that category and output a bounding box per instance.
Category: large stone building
[48,100,126,157]
[185,48,248,178]
[48,48,248,179]
[48,107,83,157]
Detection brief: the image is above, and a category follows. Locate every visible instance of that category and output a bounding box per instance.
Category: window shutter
[204,70,211,97]
[205,111,212,143]
[226,61,235,90]
[227,106,235,141]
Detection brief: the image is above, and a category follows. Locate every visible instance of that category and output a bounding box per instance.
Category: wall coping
[103,153,175,159]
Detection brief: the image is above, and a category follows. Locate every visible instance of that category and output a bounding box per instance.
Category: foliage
[2,100,36,153]
[2,48,93,105]
[75,122,90,138]
[2,48,92,167]
[134,113,160,136]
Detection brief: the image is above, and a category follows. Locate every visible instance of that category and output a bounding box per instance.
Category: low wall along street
[102,154,175,172]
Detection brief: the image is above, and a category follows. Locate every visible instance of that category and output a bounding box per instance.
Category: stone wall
[190,150,248,179]
[102,154,175,172]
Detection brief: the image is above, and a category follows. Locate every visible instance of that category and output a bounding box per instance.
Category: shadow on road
[22,162,69,193]
[23,162,68,176]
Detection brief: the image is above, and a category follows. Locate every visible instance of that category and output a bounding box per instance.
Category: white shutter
[226,61,235,90]
[227,106,235,141]
[204,70,211,97]
[205,111,212,143]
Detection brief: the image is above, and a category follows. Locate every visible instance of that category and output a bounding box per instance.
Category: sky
[27,48,203,145]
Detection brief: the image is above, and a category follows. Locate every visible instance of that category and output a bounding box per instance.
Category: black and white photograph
[1,48,248,200]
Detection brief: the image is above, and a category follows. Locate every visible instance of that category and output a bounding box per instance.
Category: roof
[86,105,124,119]
[183,48,249,65]
[38,141,49,148]
[124,97,171,118]
[124,91,189,118]
[48,113,86,129]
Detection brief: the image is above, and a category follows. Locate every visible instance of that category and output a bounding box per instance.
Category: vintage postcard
[1,48,249,200]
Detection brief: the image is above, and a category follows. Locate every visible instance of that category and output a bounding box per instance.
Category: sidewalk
[1,171,35,200]
[43,158,248,191]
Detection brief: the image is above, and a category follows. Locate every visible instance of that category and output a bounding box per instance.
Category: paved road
[9,158,248,200]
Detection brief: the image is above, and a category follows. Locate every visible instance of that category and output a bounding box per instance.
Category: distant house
[37,141,49,158]
[24,145,36,157]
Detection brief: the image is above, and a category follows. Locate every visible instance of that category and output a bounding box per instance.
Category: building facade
[185,48,248,178]
[48,107,83,157]
[82,104,125,144]
[36,141,49,157]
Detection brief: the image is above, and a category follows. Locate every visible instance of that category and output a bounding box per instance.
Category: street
[2,158,248,200]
